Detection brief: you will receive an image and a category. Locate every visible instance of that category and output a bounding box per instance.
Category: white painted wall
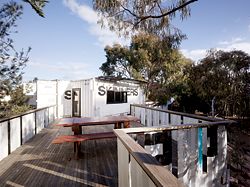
[57,80,71,117]
[35,78,145,118]
[94,79,144,117]
[37,80,57,108]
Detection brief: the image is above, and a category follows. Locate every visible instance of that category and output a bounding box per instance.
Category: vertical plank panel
[146,109,152,127]
[36,110,44,133]
[170,114,182,125]
[0,122,8,161]
[160,111,169,126]
[117,139,130,187]
[130,156,155,187]
[22,113,35,143]
[181,117,199,186]
[135,107,140,120]
[10,118,21,152]
[171,129,178,177]
[44,108,49,127]
[140,108,145,126]
[48,106,54,123]
[217,125,227,187]
[153,111,159,127]
[131,106,135,116]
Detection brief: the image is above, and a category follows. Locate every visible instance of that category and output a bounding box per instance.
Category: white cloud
[180,49,207,61]
[182,38,250,62]
[63,0,129,47]
[220,42,250,54]
[218,37,244,45]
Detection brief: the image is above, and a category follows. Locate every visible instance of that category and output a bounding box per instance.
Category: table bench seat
[52,132,117,159]
[52,132,116,144]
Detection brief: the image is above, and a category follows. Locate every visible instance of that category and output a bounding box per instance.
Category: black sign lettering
[132,89,138,96]
[64,90,71,100]
[98,86,106,96]
[97,85,139,96]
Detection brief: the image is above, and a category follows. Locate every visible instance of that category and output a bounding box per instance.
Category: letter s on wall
[64,90,71,100]
[98,86,106,96]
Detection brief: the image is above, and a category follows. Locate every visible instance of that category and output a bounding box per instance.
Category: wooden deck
[0,121,118,187]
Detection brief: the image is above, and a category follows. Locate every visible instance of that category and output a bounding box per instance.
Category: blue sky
[4,0,250,81]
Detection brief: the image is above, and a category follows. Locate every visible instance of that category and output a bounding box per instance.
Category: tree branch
[135,0,198,25]
[120,4,139,19]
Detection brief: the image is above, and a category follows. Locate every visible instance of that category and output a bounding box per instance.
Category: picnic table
[53,115,140,158]
[55,115,140,134]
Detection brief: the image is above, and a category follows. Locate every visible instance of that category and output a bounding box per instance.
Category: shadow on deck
[0,122,118,187]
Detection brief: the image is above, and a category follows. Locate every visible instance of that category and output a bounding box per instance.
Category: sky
[3,0,250,81]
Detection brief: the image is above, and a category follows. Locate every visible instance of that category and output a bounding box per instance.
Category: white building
[27,77,146,118]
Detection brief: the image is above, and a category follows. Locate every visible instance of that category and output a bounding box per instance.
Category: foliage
[93,0,197,36]
[23,0,48,17]
[100,33,192,104]
[0,2,31,118]
[187,50,250,117]
[0,86,32,118]
[101,44,132,78]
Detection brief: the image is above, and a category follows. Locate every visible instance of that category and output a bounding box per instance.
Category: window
[107,91,127,104]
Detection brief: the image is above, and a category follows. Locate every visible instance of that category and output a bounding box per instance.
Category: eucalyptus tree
[94,0,198,36]
[100,33,192,104]
[189,50,250,117]
[0,2,33,117]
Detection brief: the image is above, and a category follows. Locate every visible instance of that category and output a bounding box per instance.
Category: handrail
[114,129,183,187]
[0,105,57,161]
[117,104,234,186]
[0,105,56,123]
[114,120,232,187]
[119,120,235,134]
[131,104,224,122]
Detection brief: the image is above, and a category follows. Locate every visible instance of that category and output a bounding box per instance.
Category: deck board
[0,122,118,187]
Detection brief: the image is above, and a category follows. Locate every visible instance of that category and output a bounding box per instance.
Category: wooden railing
[114,104,235,187]
[0,105,57,161]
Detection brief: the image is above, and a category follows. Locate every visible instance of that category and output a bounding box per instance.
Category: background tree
[94,0,197,36]
[100,33,192,104]
[187,50,250,117]
[0,2,31,118]
[100,44,132,78]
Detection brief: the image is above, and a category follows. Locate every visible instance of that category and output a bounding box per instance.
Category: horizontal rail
[131,104,225,122]
[119,120,235,134]
[0,105,56,123]
[0,105,57,161]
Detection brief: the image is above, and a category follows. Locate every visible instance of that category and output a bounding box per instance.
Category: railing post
[35,111,37,134]
[130,104,132,115]
[7,120,11,155]
[20,116,23,145]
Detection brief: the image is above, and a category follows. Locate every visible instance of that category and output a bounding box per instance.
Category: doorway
[72,88,81,117]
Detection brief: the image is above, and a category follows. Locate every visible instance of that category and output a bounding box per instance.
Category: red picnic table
[55,115,140,134]
[53,115,140,157]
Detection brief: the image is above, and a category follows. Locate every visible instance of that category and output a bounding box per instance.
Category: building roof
[96,76,147,84]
